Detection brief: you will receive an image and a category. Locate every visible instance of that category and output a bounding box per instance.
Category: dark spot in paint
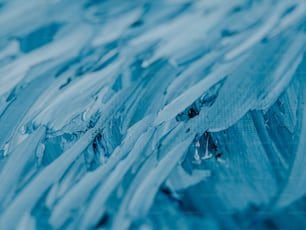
[281,5,297,18]
[188,108,199,118]
[92,133,102,152]
[59,78,72,89]
[6,88,16,102]
[92,142,97,150]
[130,20,144,28]
[221,29,236,37]
[95,213,109,229]
[161,187,171,196]
[215,152,222,159]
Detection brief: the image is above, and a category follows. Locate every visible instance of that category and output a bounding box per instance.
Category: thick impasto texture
[0,0,306,229]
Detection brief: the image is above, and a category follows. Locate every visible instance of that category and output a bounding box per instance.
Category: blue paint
[0,0,305,229]
[18,23,62,53]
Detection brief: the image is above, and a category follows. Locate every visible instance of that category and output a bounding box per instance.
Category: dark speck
[92,142,97,151]
[215,152,222,159]
[188,108,199,118]
[130,20,144,28]
[161,187,171,196]
[92,133,102,151]
[95,213,109,229]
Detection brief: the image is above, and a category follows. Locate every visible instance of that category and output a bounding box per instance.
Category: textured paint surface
[0,0,306,229]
